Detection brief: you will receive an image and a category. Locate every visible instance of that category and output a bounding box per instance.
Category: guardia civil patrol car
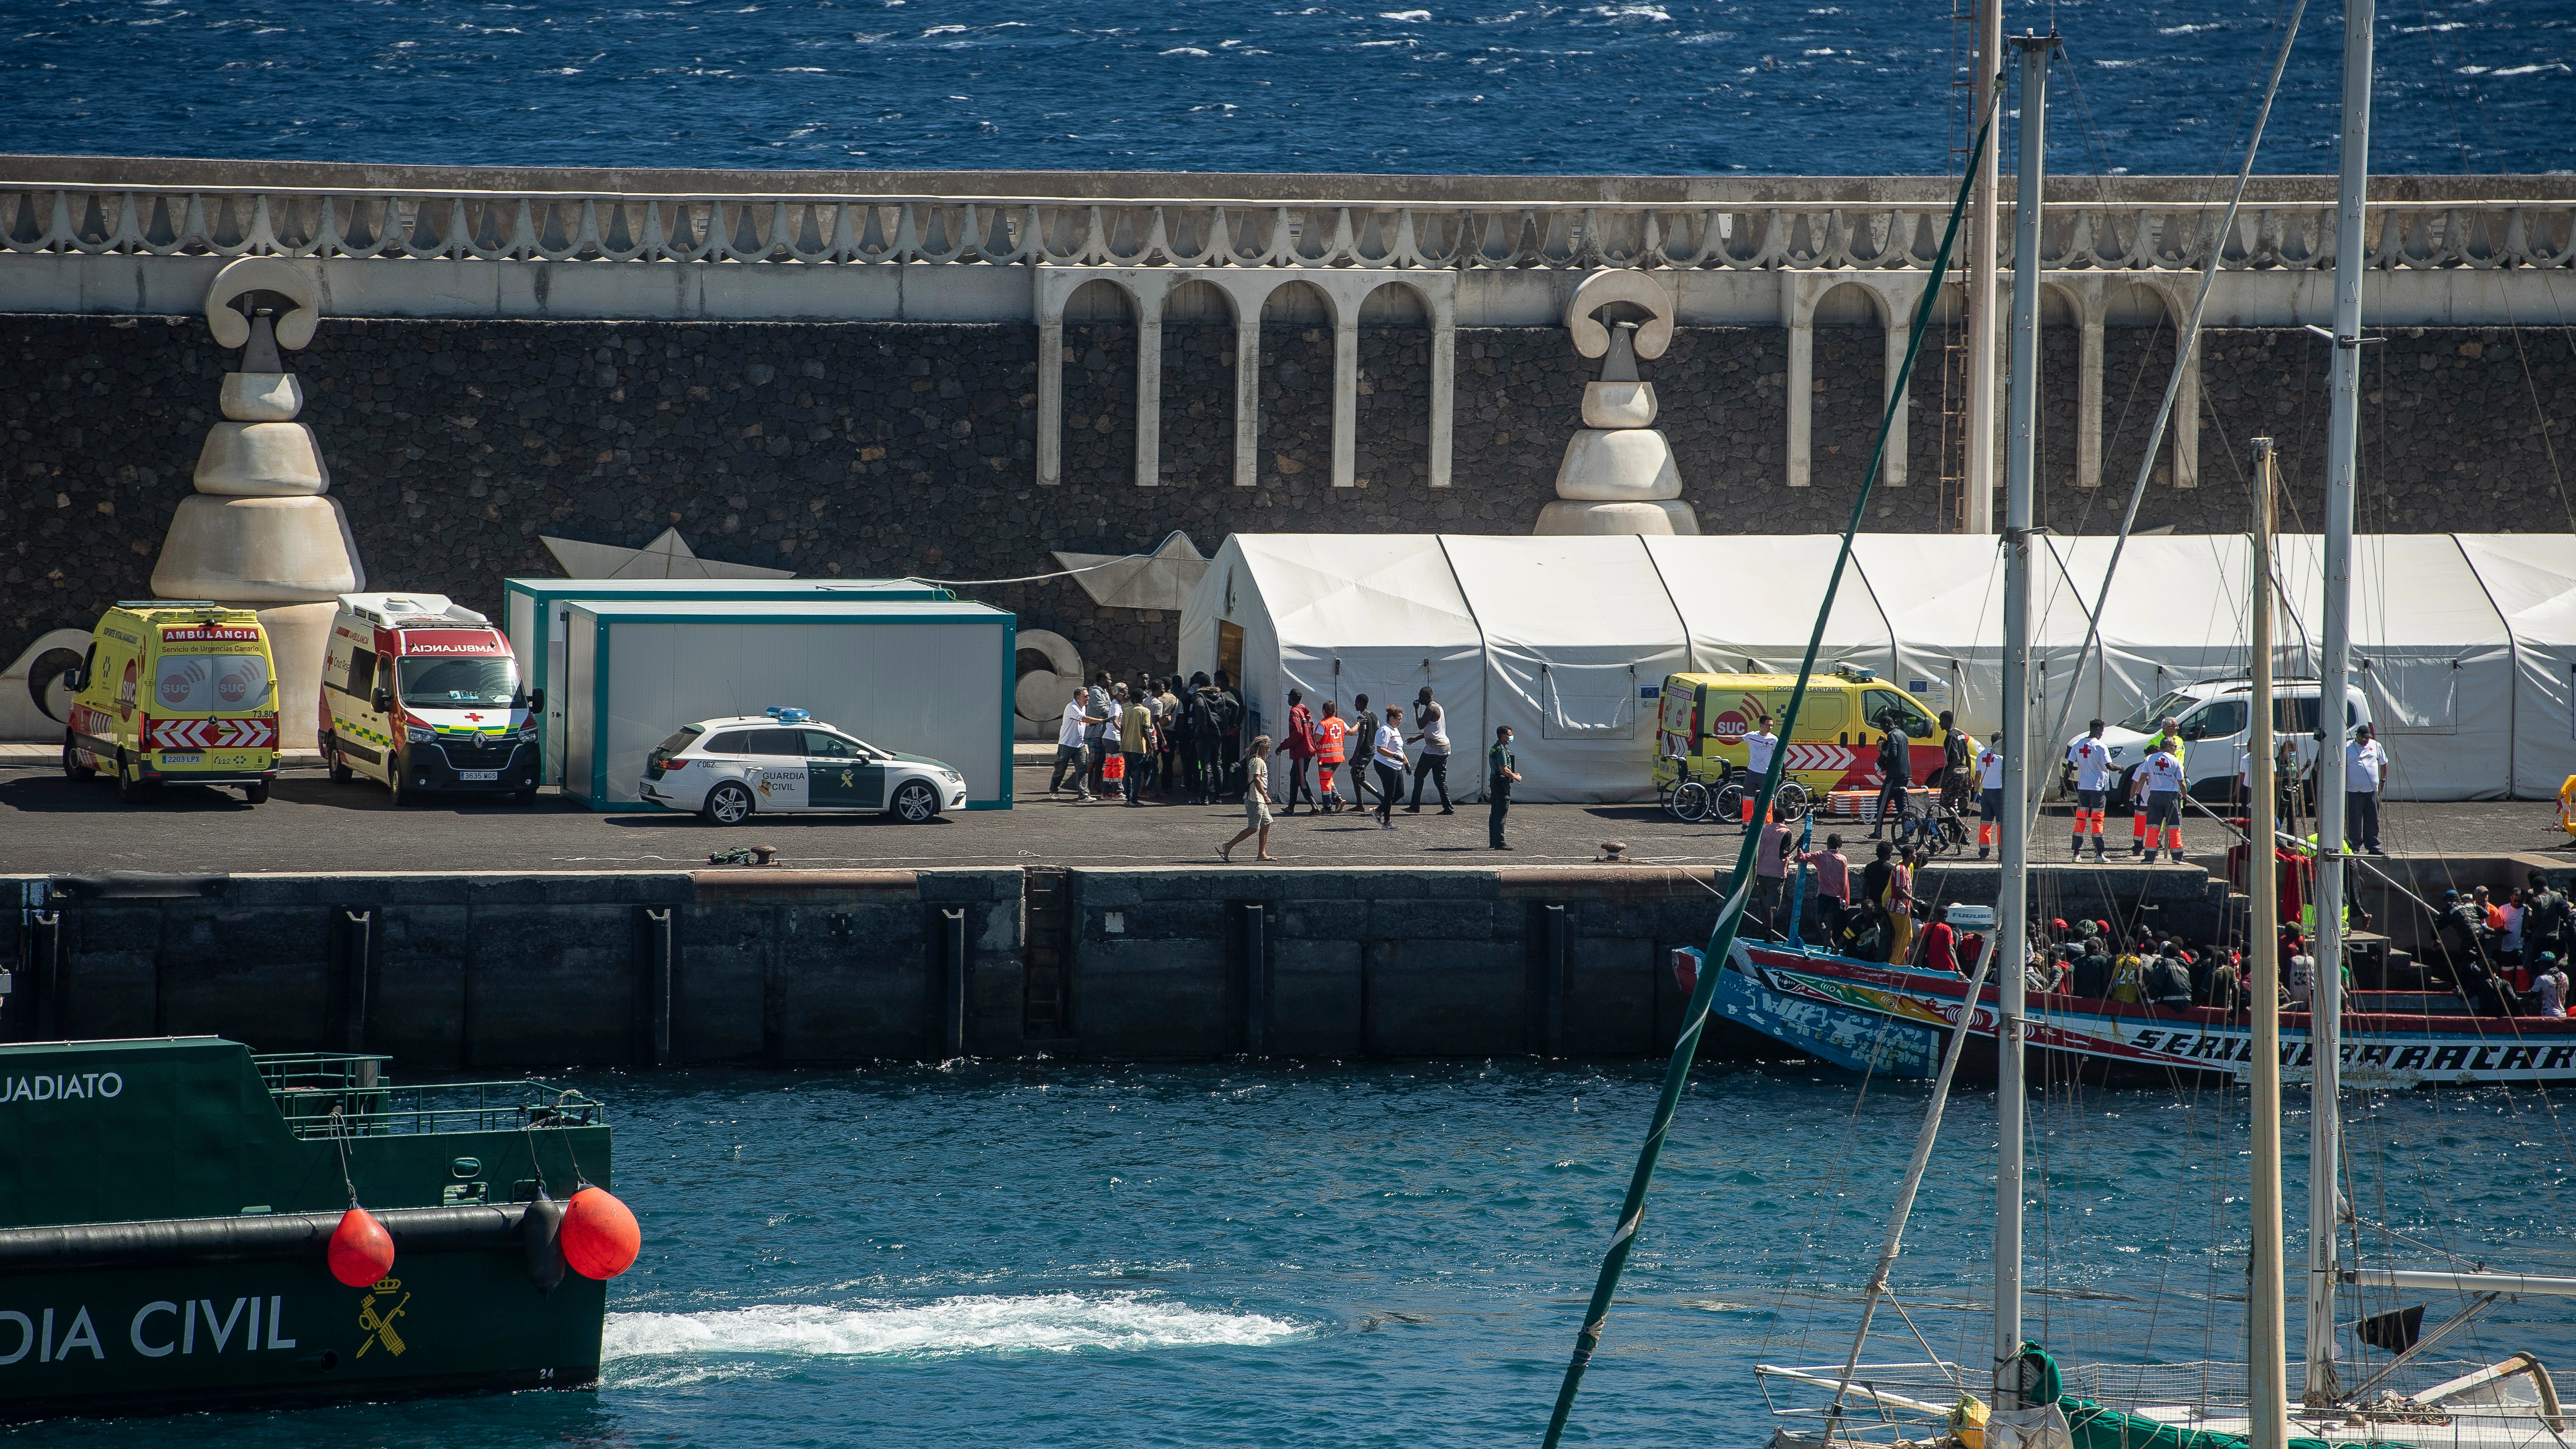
[638,708,968,824]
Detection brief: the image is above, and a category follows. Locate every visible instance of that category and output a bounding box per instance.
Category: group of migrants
[1042,671,1521,858]
[1744,815,2573,1019]
[2430,871,2576,1016]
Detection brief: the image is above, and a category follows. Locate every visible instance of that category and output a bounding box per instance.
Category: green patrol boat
[0,1036,620,1421]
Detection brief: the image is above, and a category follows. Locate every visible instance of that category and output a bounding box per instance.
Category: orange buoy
[560,1186,641,1279]
[327,1206,396,1287]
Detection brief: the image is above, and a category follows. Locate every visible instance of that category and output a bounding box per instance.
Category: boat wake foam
[603,1291,1308,1369]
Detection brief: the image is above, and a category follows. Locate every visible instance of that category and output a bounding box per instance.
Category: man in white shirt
[1974,736,2006,860]
[2066,719,2115,862]
[1739,714,1779,824]
[2133,741,2188,863]
[1048,687,1093,800]
[2345,722,2389,856]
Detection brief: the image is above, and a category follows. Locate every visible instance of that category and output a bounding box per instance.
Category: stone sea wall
[7,315,2569,688]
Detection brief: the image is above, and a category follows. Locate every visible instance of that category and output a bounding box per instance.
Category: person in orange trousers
[1315,702,1350,814]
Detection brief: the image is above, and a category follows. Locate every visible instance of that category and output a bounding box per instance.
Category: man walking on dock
[1488,726,1521,850]
[1407,686,1453,814]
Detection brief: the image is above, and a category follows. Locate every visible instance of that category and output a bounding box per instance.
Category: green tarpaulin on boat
[2060,1396,2386,1449]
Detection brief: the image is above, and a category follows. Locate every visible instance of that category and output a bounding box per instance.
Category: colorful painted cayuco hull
[0,1037,618,1421]
[1694,941,2576,1088]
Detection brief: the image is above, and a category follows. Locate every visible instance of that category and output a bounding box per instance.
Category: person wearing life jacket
[2066,718,2115,863]
[2130,717,2188,856]
[2133,737,2188,864]
[1974,734,2006,860]
[1315,702,1350,814]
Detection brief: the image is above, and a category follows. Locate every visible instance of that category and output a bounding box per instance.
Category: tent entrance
[1218,621,1244,687]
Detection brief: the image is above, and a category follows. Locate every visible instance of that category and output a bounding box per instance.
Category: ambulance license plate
[459,770,500,782]
[160,754,202,765]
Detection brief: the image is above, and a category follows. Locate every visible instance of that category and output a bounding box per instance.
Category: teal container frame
[500,576,952,787]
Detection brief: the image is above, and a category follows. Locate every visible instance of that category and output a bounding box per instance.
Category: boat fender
[521,1191,568,1294]
[561,1187,641,1280]
[326,1206,395,1287]
[1951,1393,1990,1449]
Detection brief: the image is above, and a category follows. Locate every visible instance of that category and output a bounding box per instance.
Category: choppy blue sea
[3,0,2570,174]
[9,1063,2570,1447]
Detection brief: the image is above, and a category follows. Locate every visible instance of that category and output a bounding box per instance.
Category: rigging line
[911,529,1194,587]
[1538,89,2001,1449]
[2029,0,2307,792]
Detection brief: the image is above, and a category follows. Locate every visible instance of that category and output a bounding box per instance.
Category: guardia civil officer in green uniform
[1489,725,1522,850]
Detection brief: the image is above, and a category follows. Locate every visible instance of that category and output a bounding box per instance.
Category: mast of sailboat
[2305,0,2375,1410]
[1994,28,2055,1406]
[1965,0,2003,536]
[2248,439,2291,1449]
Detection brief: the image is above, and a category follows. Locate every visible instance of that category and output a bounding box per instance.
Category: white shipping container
[502,576,948,786]
[561,598,1014,810]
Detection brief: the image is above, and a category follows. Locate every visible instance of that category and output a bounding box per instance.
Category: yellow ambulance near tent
[1652,666,1961,800]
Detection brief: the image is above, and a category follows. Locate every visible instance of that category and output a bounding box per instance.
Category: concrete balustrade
[5,162,2569,510]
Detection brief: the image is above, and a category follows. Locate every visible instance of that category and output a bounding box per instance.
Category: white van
[319,593,541,806]
[2061,678,2371,801]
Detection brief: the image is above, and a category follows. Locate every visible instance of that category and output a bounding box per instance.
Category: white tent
[1849,535,2098,747]
[2270,534,2516,800]
[1441,535,1691,802]
[1643,534,1898,683]
[2455,534,2576,798]
[1180,532,2574,804]
[1180,535,1485,789]
[2047,534,2261,727]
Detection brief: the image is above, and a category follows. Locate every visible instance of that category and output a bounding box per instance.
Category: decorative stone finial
[144,256,365,749]
[1535,270,1699,537]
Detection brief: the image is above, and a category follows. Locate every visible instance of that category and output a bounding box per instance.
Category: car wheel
[115,752,149,804]
[62,734,93,781]
[326,735,353,784]
[387,767,411,808]
[242,781,270,805]
[704,782,754,826]
[891,779,941,823]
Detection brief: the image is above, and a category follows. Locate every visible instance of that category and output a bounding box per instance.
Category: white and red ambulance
[318,592,542,805]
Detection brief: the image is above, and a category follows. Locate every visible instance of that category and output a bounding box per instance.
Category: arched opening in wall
[2101,284,2183,519]
[1357,281,1432,491]
[1159,279,1237,490]
[1062,279,1138,491]
[1259,280,1333,490]
[1809,281,1888,497]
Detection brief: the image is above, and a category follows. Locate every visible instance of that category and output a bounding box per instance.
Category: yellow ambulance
[1652,666,1958,797]
[61,601,281,804]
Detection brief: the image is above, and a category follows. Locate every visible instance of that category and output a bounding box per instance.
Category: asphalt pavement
[3,758,2568,876]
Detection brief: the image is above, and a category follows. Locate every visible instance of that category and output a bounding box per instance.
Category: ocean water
[10,1062,2571,1447]
[3,0,2569,175]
